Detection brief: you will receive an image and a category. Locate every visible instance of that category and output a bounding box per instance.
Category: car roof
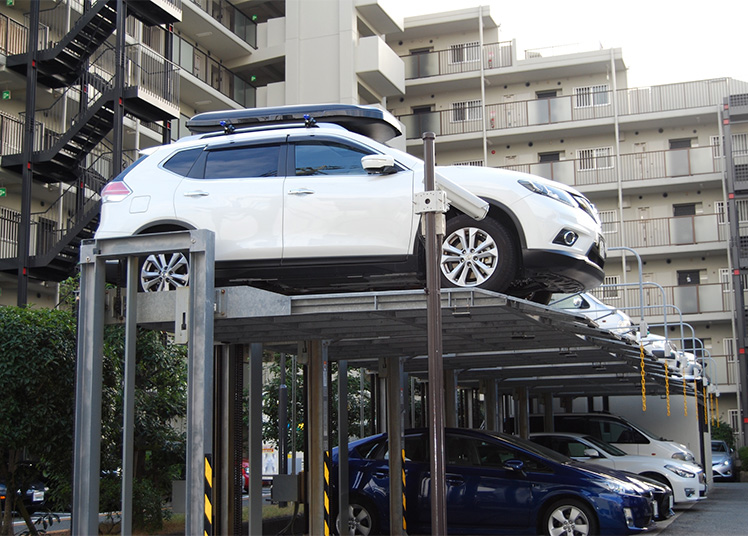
[185,104,403,143]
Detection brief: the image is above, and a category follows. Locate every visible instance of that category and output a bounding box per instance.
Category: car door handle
[445,474,465,485]
[183,191,210,197]
[373,471,388,479]
[288,188,315,196]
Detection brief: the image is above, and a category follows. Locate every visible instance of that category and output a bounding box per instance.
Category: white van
[551,412,696,463]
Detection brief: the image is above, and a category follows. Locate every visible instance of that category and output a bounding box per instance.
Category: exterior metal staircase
[0,0,180,282]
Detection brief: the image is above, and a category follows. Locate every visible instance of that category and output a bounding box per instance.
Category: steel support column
[247,343,264,536]
[387,357,405,536]
[72,246,106,535]
[120,257,138,535]
[307,340,327,535]
[338,360,350,535]
[444,370,458,428]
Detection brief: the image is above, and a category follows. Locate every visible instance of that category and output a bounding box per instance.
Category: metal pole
[72,245,105,535]
[387,357,404,536]
[423,131,447,535]
[17,0,39,306]
[120,256,138,535]
[338,360,350,535]
[278,353,288,507]
[247,343,264,536]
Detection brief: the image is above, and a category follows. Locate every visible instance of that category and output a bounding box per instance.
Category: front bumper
[521,248,605,293]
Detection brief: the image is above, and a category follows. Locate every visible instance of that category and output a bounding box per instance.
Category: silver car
[711,440,737,481]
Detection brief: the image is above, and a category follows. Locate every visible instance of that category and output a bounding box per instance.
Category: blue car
[332,428,655,535]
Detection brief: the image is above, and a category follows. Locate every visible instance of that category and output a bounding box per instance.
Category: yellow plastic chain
[703,385,708,425]
[693,379,699,422]
[715,394,720,426]
[682,377,688,416]
[664,361,670,416]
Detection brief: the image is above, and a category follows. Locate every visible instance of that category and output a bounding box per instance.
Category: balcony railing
[172,33,255,107]
[600,213,728,250]
[0,11,48,55]
[187,0,257,48]
[588,281,733,318]
[398,79,748,139]
[402,41,513,80]
[500,146,722,188]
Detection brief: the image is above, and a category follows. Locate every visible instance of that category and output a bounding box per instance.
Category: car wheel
[543,498,597,536]
[140,252,190,292]
[440,215,517,292]
[336,498,379,536]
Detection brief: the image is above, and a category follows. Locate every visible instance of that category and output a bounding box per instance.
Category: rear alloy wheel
[336,499,378,536]
[440,215,517,292]
[544,499,597,536]
[140,252,190,292]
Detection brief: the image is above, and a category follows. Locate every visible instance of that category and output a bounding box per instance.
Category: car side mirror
[362,154,397,174]
[503,459,525,473]
[583,448,601,458]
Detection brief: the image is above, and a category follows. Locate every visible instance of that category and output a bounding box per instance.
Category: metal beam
[387,357,404,536]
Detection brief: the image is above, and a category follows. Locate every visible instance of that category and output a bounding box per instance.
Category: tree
[0,306,76,536]
[260,356,372,451]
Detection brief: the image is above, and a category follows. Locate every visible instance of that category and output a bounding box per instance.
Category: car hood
[711,452,730,464]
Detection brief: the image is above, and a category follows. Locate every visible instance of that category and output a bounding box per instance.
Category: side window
[605,421,647,444]
[294,141,371,176]
[162,147,204,176]
[204,144,281,179]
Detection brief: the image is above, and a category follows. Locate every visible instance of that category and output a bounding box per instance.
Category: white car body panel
[531,433,706,503]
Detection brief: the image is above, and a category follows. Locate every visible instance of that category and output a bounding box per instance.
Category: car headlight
[599,477,639,495]
[665,464,696,478]
[518,179,575,207]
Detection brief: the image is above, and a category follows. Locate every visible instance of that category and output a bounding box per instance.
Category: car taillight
[101,181,132,202]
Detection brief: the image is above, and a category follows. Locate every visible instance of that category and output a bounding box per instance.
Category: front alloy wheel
[440,215,516,292]
[545,499,596,536]
[140,253,190,292]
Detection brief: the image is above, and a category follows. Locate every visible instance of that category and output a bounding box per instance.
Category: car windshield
[487,431,572,464]
[711,441,727,452]
[581,435,628,457]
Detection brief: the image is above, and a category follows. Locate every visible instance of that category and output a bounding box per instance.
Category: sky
[397,0,748,88]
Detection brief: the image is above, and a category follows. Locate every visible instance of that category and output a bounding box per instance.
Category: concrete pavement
[650,481,748,535]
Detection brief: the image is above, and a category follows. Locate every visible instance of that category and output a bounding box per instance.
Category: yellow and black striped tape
[324,451,331,536]
[401,448,407,532]
[204,455,213,536]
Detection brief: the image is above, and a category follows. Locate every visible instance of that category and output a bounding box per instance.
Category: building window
[451,100,482,122]
[669,138,693,150]
[538,152,561,163]
[673,203,699,217]
[719,268,732,293]
[729,409,740,430]
[677,269,701,286]
[578,147,613,170]
[602,275,620,301]
[536,90,558,99]
[450,41,479,64]
[453,160,484,167]
[574,84,609,108]
[598,209,619,235]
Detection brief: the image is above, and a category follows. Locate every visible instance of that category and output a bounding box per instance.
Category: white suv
[95,104,606,296]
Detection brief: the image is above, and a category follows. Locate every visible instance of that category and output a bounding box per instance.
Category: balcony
[589,281,732,320]
[172,33,255,111]
[398,79,748,142]
[356,35,405,97]
[402,41,513,80]
[182,0,256,54]
[500,146,722,190]
[600,212,727,252]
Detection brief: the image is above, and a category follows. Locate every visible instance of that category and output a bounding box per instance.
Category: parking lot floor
[649,481,748,535]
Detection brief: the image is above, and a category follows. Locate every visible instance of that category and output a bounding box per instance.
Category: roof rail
[186,104,403,143]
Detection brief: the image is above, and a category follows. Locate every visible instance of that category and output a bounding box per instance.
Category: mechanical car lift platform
[72,230,700,536]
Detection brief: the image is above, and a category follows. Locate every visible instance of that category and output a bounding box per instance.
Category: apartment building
[1,0,745,437]
[385,7,748,437]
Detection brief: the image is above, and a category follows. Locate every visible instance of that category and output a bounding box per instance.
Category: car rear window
[163,147,204,176]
